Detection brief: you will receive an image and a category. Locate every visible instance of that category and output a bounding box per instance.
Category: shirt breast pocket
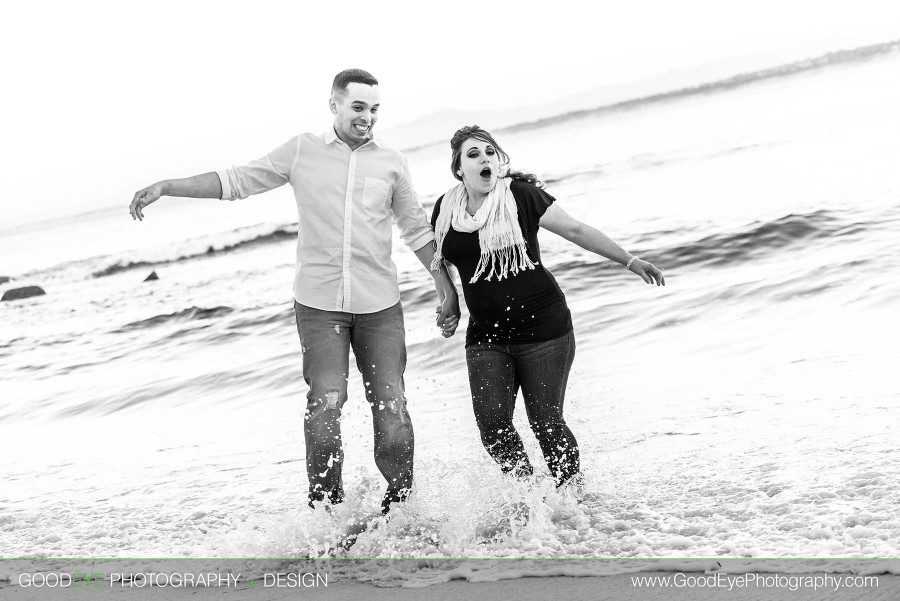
[362,177,391,211]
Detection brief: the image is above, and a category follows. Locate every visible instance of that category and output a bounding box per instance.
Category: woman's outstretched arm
[540,203,665,286]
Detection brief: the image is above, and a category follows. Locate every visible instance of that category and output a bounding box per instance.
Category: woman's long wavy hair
[450,125,543,188]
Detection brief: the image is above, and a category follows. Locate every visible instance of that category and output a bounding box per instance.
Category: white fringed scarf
[431,177,536,283]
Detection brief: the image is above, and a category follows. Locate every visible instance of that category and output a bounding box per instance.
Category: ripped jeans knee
[305,388,347,422]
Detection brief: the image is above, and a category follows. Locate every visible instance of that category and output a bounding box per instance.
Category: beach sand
[3,574,899,601]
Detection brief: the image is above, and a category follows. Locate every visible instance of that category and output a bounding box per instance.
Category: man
[129,68,459,514]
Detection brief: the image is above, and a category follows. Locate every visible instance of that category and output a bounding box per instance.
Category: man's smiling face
[331,82,380,150]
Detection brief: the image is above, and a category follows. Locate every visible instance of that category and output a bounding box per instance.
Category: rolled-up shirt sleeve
[217,136,300,201]
[391,155,435,250]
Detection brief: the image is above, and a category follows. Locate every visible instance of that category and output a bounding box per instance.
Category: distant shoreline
[397,38,900,154]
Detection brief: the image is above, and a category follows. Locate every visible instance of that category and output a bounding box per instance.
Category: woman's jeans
[294,301,413,513]
[465,329,579,486]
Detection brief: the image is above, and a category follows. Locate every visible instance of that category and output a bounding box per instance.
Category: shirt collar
[325,127,380,149]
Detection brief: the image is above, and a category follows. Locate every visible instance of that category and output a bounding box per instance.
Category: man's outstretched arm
[129,172,223,221]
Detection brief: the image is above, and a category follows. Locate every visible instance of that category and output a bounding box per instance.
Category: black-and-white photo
[2,1,898,599]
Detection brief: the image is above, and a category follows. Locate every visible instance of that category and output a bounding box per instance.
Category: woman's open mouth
[480,167,492,178]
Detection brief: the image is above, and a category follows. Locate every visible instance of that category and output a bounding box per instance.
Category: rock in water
[2,286,46,302]
[0,276,12,284]
[144,271,159,282]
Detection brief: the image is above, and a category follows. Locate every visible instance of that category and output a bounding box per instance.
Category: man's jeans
[294,301,413,512]
[465,329,579,486]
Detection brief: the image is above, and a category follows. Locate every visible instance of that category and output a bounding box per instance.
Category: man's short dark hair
[332,68,378,96]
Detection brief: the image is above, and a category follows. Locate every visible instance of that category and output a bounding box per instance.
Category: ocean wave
[542,205,899,306]
[113,306,235,333]
[91,224,298,278]
[660,211,837,268]
[656,206,900,270]
[550,211,839,277]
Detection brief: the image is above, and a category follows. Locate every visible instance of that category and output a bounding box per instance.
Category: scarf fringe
[473,244,535,283]
[432,178,535,284]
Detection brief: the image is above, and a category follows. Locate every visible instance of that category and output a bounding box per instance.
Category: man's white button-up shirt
[218,129,435,313]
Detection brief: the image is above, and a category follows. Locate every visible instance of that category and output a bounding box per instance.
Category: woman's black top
[431,180,573,347]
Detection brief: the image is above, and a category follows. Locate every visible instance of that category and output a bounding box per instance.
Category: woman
[431,125,664,487]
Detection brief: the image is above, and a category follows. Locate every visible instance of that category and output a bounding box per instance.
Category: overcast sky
[2,0,898,227]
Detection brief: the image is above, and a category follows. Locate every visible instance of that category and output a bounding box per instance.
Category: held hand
[129,183,164,221]
[436,307,460,338]
[434,307,459,338]
[435,291,461,338]
[629,258,666,286]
